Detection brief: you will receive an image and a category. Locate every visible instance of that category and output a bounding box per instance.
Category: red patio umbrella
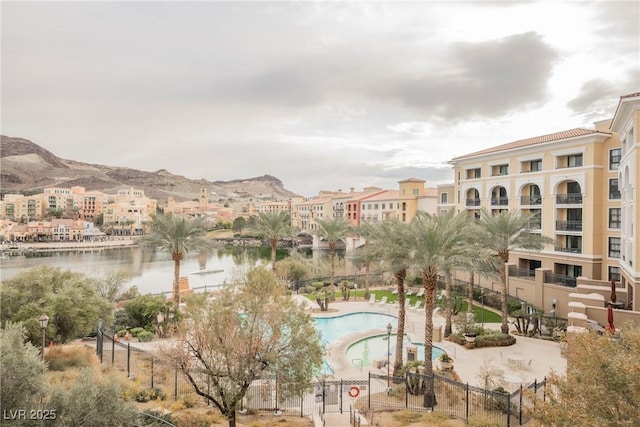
[610,279,617,303]
[605,303,616,335]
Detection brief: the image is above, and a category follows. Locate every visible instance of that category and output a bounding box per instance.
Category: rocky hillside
[0,136,299,201]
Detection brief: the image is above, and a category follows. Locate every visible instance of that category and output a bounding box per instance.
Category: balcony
[508,266,535,280]
[555,220,583,232]
[544,272,577,288]
[490,197,509,206]
[554,246,582,254]
[528,220,542,230]
[556,193,583,204]
[520,195,542,205]
[465,198,481,207]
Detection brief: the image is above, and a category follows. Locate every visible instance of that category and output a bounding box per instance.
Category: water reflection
[0,246,293,295]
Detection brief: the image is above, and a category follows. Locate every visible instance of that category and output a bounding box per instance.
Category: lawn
[302,288,502,323]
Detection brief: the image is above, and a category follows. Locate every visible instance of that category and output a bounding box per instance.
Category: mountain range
[0,135,299,202]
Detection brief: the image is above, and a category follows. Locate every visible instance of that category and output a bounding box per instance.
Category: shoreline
[1,239,137,252]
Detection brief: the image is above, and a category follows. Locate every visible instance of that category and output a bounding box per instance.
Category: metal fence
[95,330,546,426]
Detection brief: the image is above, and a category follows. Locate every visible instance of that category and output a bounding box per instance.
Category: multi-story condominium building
[610,92,639,309]
[446,92,639,321]
[357,179,438,223]
[437,183,455,215]
[0,193,43,222]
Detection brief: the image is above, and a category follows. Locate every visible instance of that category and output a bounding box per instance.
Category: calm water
[346,335,444,363]
[0,246,291,295]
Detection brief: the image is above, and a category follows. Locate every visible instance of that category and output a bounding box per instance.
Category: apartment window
[530,159,542,172]
[374,204,378,209]
[609,208,621,228]
[608,266,621,282]
[441,193,448,204]
[568,153,583,168]
[609,148,621,170]
[466,168,481,179]
[609,179,621,199]
[381,203,385,210]
[492,164,509,176]
[413,188,419,196]
[609,237,621,258]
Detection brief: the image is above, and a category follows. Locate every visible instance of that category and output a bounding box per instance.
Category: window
[609,208,621,228]
[609,179,621,199]
[608,266,620,282]
[441,193,448,204]
[568,154,583,168]
[530,159,542,172]
[610,148,621,170]
[413,188,419,196]
[466,168,481,179]
[492,164,509,176]
[609,237,621,258]
[381,203,385,210]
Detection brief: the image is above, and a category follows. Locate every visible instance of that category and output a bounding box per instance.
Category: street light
[386,322,392,388]
[38,313,49,361]
[480,289,485,328]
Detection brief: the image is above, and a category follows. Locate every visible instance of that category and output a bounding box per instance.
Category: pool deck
[297,296,567,389]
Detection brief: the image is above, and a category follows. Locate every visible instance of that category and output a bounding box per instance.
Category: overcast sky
[2,1,638,197]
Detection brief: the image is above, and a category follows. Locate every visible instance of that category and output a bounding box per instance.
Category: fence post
[111,328,115,365]
[368,372,371,409]
[97,329,103,363]
[127,343,131,378]
[340,378,343,414]
[322,379,326,415]
[519,385,524,425]
[174,366,178,401]
[465,383,469,421]
[506,390,511,427]
[150,357,154,389]
[405,375,408,408]
[543,376,547,402]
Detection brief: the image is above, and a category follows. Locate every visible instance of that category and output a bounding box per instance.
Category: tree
[350,221,379,300]
[122,294,175,336]
[408,211,467,407]
[232,216,247,233]
[162,267,323,427]
[143,214,211,308]
[274,257,310,287]
[529,324,640,425]
[0,322,47,415]
[92,271,131,302]
[476,209,551,334]
[366,219,413,376]
[0,266,113,345]
[252,211,292,270]
[315,218,350,288]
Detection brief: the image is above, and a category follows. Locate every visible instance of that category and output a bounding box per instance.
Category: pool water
[345,334,444,366]
[314,312,397,346]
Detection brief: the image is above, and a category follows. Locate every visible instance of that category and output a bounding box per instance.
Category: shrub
[138,409,176,427]
[116,329,128,337]
[129,327,146,337]
[176,411,224,427]
[133,387,166,402]
[312,282,324,291]
[45,345,99,371]
[476,333,516,348]
[137,330,154,342]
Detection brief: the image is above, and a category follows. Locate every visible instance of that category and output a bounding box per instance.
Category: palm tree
[144,214,211,309]
[408,211,467,407]
[252,211,292,270]
[350,221,378,300]
[476,209,551,334]
[315,218,350,287]
[367,219,413,376]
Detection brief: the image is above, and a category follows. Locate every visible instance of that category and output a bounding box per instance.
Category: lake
[0,246,296,295]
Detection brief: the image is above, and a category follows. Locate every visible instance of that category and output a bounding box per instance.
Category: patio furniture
[506,353,526,369]
[377,296,388,305]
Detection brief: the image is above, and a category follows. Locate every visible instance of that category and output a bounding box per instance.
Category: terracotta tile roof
[611,92,640,127]
[451,128,610,161]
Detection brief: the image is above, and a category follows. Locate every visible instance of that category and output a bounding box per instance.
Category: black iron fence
[95,329,546,426]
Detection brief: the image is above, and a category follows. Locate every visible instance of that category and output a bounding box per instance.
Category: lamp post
[480,289,484,328]
[38,313,49,361]
[386,322,392,388]
[552,299,557,328]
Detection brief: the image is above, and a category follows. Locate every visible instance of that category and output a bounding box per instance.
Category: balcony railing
[555,220,583,231]
[490,197,509,206]
[556,193,583,204]
[520,195,542,205]
[466,198,481,207]
[544,272,577,288]
[508,266,535,280]
[554,246,582,254]
[528,221,542,230]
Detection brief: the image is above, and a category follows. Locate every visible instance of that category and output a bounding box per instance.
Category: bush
[129,327,146,337]
[139,409,176,427]
[476,332,516,347]
[45,345,99,371]
[116,329,128,337]
[312,282,324,291]
[133,387,166,402]
[137,330,154,342]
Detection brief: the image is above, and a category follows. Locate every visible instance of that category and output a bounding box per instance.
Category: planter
[464,333,477,343]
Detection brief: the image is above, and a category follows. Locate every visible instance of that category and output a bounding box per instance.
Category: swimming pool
[345,334,444,366]
[314,312,397,346]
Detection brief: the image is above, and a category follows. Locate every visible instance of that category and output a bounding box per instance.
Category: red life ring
[348,386,360,398]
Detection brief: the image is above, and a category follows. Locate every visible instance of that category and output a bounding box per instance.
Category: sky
[2,1,639,197]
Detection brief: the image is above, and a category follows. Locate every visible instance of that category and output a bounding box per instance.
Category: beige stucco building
[446,92,639,321]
